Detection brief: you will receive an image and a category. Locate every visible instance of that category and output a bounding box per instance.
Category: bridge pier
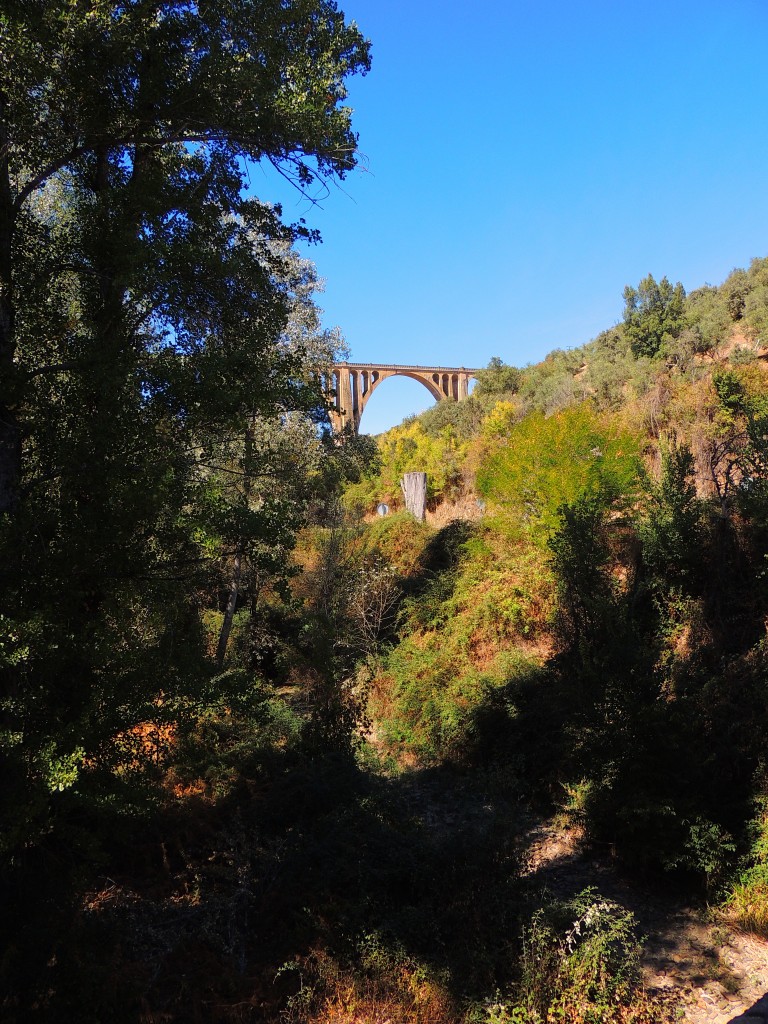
[328,362,477,434]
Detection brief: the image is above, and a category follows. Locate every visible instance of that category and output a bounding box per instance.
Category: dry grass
[114,720,177,771]
[425,493,484,529]
[727,875,768,937]
[285,948,457,1024]
[303,983,455,1024]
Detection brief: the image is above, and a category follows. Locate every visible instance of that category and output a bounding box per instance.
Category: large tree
[0,0,368,509]
[0,0,369,848]
[622,274,686,359]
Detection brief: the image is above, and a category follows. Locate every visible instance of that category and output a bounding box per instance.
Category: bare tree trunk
[216,544,243,671]
[401,471,427,521]
[215,420,255,669]
[0,86,20,514]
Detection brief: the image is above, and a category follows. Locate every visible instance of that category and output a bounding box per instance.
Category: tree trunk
[401,471,427,521]
[216,545,243,671]
[215,420,255,670]
[0,386,20,515]
[0,86,20,514]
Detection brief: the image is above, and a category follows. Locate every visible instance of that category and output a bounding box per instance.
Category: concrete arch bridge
[328,362,478,433]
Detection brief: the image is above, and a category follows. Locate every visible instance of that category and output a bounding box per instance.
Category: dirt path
[523,822,768,1024]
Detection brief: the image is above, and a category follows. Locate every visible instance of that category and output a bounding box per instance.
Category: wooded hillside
[2,5,768,1020]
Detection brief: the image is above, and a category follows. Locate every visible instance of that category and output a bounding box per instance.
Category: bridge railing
[333,362,479,373]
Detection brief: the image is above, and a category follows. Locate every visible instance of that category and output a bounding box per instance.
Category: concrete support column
[349,369,359,425]
[355,370,364,429]
[338,366,353,430]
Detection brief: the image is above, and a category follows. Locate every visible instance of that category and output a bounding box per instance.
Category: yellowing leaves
[476,404,643,541]
[482,399,520,437]
[369,419,471,507]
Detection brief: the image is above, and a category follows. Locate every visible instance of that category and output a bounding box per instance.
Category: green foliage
[173,674,304,798]
[4,25,768,1010]
[382,637,490,761]
[640,436,703,584]
[725,792,768,934]
[348,416,472,511]
[578,329,647,411]
[622,274,687,358]
[517,347,590,415]
[667,817,736,893]
[548,494,618,658]
[372,520,550,762]
[477,889,657,1024]
[741,257,768,343]
[419,393,487,439]
[314,429,382,517]
[474,356,523,398]
[514,372,768,880]
[353,510,434,575]
[708,365,768,517]
[0,0,371,881]
[477,404,642,541]
[685,285,731,355]
[723,267,749,321]
[728,864,768,935]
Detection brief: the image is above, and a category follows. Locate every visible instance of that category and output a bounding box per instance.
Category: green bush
[351,417,472,510]
[477,404,642,542]
[471,889,665,1024]
[726,796,768,934]
[378,630,540,763]
[371,520,549,763]
[623,274,687,358]
[353,511,434,576]
[728,864,768,935]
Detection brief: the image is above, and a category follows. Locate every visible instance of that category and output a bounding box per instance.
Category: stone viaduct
[327,362,478,433]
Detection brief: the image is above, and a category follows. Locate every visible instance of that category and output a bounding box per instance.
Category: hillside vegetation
[8,8,768,1020]
[347,262,768,875]
[5,254,768,1023]
[293,259,768,1019]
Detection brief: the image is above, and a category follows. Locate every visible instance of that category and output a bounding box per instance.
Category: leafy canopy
[0,0,370,849]
[622,274,687,358]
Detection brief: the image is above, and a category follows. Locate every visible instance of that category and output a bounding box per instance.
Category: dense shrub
[470,889,672,1024]
[476,404,643,541]
[370,521,549,763]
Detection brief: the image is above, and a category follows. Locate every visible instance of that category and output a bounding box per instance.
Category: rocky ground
[523,821,768,1024]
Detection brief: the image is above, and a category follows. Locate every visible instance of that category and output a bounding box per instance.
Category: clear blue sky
[255,0,768,434]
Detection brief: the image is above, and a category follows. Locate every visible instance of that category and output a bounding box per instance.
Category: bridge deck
[334,362,480,373]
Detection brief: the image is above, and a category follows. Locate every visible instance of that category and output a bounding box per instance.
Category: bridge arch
[328,362,477,434]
